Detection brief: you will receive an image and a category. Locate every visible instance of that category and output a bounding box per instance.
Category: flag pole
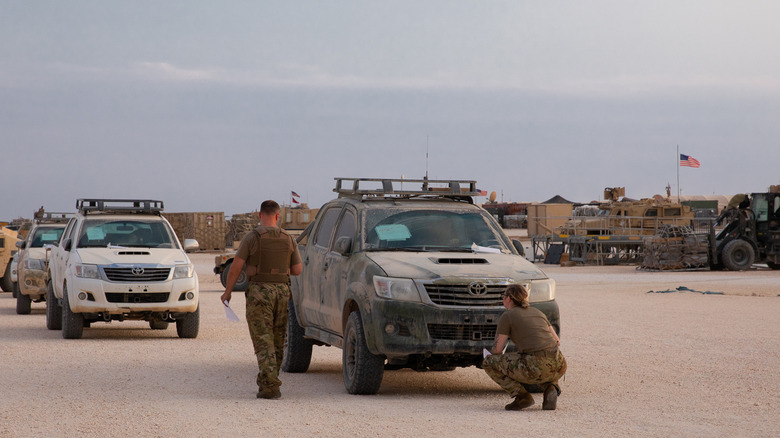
[676,145,680,203]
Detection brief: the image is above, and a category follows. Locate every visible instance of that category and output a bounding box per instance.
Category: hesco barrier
[162,212,226,251]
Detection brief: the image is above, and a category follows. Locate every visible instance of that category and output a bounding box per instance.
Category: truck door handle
[304,256,309,265]
[323,261,329,271]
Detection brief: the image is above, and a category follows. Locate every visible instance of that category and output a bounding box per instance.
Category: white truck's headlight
[75,264,100,279]
[373,276,421,302]
[173,264,194,279]
[25,258,46,271]
[526,278,555,302]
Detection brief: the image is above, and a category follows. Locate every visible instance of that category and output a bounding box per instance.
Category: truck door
[320,208,356,334]
[299,207,341,330]
[50,218,77,296]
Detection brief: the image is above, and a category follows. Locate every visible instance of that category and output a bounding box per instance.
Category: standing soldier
[221,200,303,399]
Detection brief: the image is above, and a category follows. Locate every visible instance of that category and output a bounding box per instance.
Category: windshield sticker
[86,228,105,240]
[375,224,411,241]
[40,232,59,241]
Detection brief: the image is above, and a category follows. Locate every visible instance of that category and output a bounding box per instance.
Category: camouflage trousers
[245,282,290,392]
[482,348,567,397]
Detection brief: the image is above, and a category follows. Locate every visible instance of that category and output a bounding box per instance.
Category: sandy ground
[1,252,778,437]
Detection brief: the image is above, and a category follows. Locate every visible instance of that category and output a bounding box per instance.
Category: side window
[644,209,658,217]
[60,219,77,246]
[332,210,356,249]
[314,208,341,249]
[664,208,681,216]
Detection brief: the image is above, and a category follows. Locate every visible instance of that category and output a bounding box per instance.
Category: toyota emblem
[131,266,145,276]
[467,281,488,296]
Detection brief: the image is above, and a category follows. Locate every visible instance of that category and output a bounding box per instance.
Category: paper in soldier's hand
[223,300,240,322]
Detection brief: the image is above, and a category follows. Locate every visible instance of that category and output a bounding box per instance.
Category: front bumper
[362,298,560,359]
[65,275,199,314]
[19,269,49,299]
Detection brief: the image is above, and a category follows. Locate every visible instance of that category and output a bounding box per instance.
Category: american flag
[679,154,700,168]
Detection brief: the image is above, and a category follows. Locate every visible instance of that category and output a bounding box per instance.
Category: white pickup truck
[48,199,200,339]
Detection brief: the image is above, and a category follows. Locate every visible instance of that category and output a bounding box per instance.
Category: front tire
[176,305,200,338]
[342,311,384,395]
[721,239,755,271]
[149,320,169,330]
[61,285,84,339]
[220,261,249,291]
[12,281,19,298]
[46,281,62,330]
[1,261,13,292]
[282,299,313,373]
[16,290,32,314]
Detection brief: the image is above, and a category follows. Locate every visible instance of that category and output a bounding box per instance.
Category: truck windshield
[30,226,66,247]
[76,219,178,249]
[363,209,507,251]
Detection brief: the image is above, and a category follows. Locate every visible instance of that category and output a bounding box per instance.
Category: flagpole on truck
[676,144,680,203]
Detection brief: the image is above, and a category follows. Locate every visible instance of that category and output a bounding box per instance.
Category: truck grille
[102,267,171,282]
[105,292,170,303]
[424,283,506,306]
[427,323,496,341]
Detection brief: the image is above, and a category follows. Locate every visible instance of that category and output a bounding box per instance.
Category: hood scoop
[116,251,151,256]
[433,257,488,265]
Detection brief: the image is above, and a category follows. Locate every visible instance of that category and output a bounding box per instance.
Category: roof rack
[334,177,480,199]
[33,211,74,224]
[76,199,164,215]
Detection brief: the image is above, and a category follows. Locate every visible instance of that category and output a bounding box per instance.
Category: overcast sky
[2,1,779,220]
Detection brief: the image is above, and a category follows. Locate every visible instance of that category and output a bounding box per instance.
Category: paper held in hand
[223,300,240,322]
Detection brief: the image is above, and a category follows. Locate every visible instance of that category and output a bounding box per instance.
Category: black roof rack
[76,199,164,215]
[334,177,480,199]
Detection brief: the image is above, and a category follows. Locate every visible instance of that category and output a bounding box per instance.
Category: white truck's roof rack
[76,199,164,215]
[33,211,74,224]
[334,177,480,199]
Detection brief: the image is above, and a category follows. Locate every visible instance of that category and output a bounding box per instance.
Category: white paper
[223,300,240,322]
[483,348,492,358]
[471,242,501,254]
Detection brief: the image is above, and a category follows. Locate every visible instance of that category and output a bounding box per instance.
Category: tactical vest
[246,226,293,284]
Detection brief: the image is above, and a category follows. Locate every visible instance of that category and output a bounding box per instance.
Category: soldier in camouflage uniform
[221,200,302,399]
[482,284,567,411]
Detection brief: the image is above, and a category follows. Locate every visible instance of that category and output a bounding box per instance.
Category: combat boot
[542,384,558,410]
[257,387,281,400]
[505,392,534,411]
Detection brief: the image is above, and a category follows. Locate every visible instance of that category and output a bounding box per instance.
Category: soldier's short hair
[260,200,280,215]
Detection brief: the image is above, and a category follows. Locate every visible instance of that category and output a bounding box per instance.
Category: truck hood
[74,248,191,266]
[364,251,548,281]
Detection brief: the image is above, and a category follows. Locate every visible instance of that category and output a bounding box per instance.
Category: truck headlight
[75,264,100,279]
[526,278,555,302]
[24,258,46,271]
[373,276,421,302]
[173,264,194,279]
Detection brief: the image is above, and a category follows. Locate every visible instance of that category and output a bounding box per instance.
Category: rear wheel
[220,261,249,291]
[61,285,84,339]
[46,281,62,330]
[721,239,755,271]
[767,261,780,270]
[176,305,200,338]
[16,290,32,314]
[282,299,313,373]
[342,311,384,395]
[149,320,169,330]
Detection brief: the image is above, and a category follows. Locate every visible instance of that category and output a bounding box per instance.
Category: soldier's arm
[491,334,509,355]
[220,256,246,304]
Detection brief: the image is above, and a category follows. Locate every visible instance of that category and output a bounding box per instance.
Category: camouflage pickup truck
[282,177,560,395]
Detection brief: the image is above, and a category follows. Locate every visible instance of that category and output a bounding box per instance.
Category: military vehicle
[1,225,21,292]
[710,189,780,271]
[283,177,559,395]
[214,204,318,290]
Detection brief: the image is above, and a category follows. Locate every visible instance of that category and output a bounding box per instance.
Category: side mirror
[183,239,200,252]
[16,240,26,249]
[512,239,526,257]
[63,238,72,251]
[334,236,352,256]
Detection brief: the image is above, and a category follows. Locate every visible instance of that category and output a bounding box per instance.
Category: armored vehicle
[283,177,559,395]
[15,211,72,314]
[711,190,780,271]
[48,199,200,339]
[556,187,695,237]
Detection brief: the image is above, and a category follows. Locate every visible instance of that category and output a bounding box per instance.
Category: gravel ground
[1,252,778,437]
